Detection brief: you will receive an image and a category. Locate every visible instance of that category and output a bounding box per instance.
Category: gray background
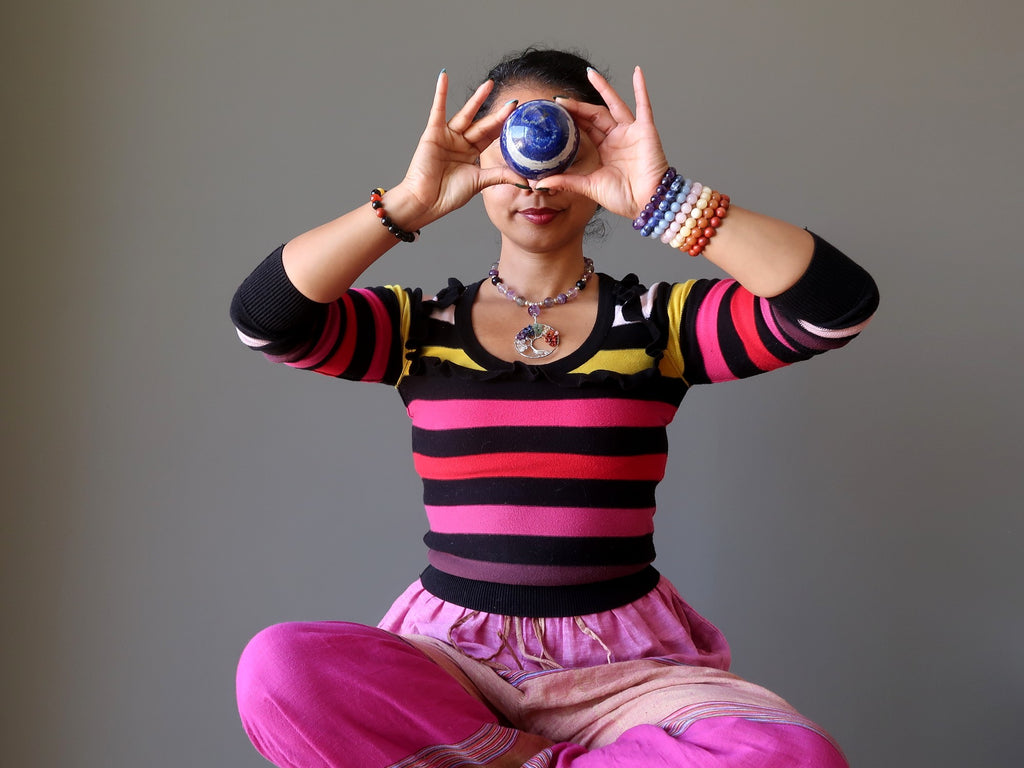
[4,1,1021,766]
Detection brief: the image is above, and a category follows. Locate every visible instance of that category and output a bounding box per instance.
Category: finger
[462,97,518,149]
[555,96,617,138]
[632,66,655,123]
[477,165,529,191]
[427,69,450,127]
[586,67,635,125]
[534,170,593,199]
[448,79,495,134]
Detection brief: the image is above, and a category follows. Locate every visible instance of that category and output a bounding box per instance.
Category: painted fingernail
[536,187,551,193]
[505,98,519,106]
[513,183,531,189]
[553,94,567,100]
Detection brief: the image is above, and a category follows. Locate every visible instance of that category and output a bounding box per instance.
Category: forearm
[282,185,426,303]
[698,206,815,298]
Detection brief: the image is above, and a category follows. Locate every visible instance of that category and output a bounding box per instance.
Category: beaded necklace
[488,257,594,359]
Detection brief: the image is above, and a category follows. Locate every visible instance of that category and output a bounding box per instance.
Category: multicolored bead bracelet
[633,168,730,257]
[370,188,421,243]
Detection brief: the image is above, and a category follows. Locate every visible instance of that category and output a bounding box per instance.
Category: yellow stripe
[388,285,415,385]
[568,348,653,375]
[662,281,696,381]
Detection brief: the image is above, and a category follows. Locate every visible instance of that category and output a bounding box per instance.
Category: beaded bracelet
[370,188,421,243]
[634,168,730,257]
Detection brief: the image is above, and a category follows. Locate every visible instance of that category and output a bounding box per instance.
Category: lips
[518,207,560,225]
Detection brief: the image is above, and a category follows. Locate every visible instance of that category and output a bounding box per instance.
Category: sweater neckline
[456,274,615,374]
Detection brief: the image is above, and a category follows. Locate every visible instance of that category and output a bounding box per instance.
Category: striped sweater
[231,233,878,617]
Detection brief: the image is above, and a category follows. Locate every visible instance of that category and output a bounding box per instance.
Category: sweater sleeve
[663,231,879,385]
[229,245,418,386]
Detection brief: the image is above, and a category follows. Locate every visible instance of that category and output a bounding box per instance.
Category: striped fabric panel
[672,278,869,385]
[274,286,412,384]
[656,701,844,755]
[387,722,520,768]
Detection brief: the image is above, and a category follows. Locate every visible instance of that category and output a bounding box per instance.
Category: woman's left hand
[541,66,669,220]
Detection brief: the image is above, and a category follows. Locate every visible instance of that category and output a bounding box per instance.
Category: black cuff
[230,245,324,337]
[770,231,880,329]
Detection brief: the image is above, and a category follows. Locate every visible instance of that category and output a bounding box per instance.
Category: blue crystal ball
[500,99,580,180]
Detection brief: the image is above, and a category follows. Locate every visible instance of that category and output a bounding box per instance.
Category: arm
[280,72,523,304]
[544,67,846,299]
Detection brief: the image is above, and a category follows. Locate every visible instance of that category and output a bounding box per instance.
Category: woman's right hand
[389,72,526,230]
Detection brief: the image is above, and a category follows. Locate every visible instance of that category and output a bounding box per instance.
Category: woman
[232,48,878,768]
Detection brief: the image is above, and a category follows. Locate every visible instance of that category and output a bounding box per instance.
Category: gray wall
[4,1,1021,766]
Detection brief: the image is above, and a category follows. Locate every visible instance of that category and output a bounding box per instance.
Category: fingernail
[536,187,551,193]
[553,94,567,100]
[505,98,519,106]
[513,183,531,189]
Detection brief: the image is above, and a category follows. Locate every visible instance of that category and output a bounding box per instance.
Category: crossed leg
[237,621,846,768]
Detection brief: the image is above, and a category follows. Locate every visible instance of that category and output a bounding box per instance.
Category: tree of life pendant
[514,321,560,359]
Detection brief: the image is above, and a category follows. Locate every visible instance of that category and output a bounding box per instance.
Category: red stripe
[730,289,786,372]
[356,289,394,382]
[314,293,359,376]
[413,451,667,481]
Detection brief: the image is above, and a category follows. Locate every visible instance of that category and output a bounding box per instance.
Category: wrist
[381,183,434,232]
[370,186,423,243]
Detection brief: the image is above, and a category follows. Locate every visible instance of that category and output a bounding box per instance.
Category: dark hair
[475,47,608,119]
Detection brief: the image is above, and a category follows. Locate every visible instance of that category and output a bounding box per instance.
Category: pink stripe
[286,300,343,370]
[354,288,394,383]
[407,398,677,430]
[759,298,798,351]
[425,504,656,537]
[694,281,733,382]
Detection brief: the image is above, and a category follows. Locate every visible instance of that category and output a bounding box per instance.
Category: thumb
[535,171,594,199]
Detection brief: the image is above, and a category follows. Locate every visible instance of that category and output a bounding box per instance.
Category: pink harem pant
[236,578,847,767]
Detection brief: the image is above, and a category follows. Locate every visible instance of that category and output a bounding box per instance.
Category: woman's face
[478,82,601,256]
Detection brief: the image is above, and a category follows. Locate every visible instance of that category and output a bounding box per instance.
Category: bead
[576,280,586,290]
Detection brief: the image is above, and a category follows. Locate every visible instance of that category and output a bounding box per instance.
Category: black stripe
[423,531,655,566]
[402,374,682,403]
[419,564,661,617]
[412,425,668,458]
[715,282,763,380]
[376,288,406,385]
[598,323,661,350]
[333,290,378,380]
[754,302,812,363]
[422,477,658,509]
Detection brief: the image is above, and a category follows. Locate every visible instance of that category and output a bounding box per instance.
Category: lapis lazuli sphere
[500,99,580,180]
